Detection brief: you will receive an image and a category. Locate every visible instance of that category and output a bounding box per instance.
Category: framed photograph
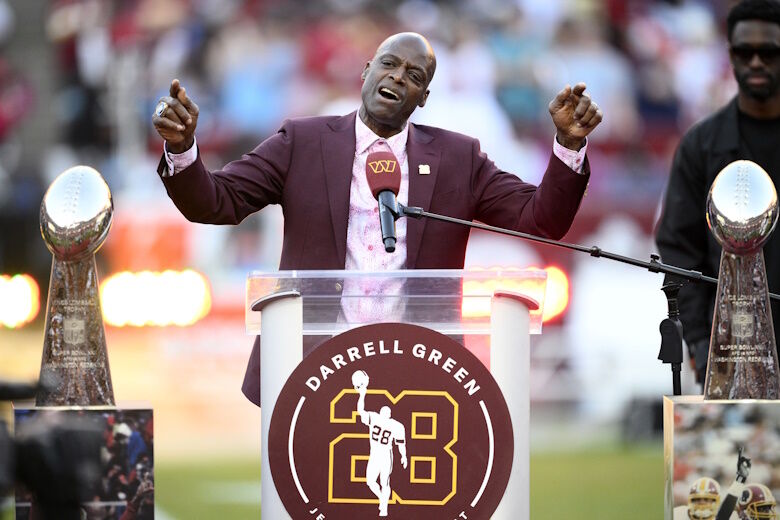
[664,396,780,520]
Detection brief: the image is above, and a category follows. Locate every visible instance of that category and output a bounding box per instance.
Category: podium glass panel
[246,268,547,336]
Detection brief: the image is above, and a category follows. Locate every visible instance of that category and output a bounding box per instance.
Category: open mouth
[378,87,400,101]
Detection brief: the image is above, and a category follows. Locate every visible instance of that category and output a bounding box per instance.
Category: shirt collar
[355,112,409,156]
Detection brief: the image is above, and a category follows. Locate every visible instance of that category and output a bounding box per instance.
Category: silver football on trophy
[706,160,778,254]
[40,165,113,261]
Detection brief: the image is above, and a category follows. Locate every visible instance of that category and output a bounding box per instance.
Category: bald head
[374,32,437,82]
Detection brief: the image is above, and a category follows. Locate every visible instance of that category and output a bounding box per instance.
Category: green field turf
[152,442,663,519]
[530,444,662,518]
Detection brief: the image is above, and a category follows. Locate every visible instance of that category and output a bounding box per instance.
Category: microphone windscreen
[366,151,401,199]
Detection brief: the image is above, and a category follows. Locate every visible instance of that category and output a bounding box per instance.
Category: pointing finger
[169,79,180,98]
[178,87,193,108]
[177,87,192,111]
[177,87,199,118]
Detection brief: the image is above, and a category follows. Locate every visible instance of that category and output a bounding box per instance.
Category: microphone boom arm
[393,203,757,397]
[396,203,780,301]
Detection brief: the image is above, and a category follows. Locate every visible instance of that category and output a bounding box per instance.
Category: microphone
[365,149,402,252]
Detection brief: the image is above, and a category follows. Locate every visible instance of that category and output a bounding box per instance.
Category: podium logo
[268,323,513,519]
[367,160,398,174]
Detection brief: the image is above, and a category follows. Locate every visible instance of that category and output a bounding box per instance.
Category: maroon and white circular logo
[269,323,514,519]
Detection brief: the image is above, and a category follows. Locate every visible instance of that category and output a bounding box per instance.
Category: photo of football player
[355,371,408,518]
[715,448,752,520]
[671,403,780,520]
[673,448,751,520]
[674,477,721,519]
[738,484,778,520]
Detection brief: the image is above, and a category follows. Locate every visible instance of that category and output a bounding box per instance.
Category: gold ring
[154,101,168,117]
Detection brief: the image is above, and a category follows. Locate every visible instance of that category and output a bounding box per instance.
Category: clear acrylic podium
[246,269,547,520]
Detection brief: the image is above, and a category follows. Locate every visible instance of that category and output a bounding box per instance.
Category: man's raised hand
[152,79,199,153]
[736,446,752,483]
[548,82,603,151]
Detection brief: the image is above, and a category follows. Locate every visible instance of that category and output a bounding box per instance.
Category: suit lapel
[321,112,357,268]
[406,124,440,268]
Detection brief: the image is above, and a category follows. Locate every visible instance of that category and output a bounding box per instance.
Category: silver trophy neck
[706,160,778,254]
[39,165,113,261]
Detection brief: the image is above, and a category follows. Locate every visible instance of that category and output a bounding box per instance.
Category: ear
[418,89,430,108]
[728,51,739,75]
[361,61,371,81]
[727,40,739,68]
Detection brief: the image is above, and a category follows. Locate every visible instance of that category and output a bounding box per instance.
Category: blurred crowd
[15,409,154,520]
[672,403,780,507]
[0,0,747,279]
[96,411,154,519]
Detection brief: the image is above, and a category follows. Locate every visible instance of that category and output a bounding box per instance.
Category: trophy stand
[704,251,780,399]
[13,166,154,519]
[36,254,114,406]
[664,161,780,519]
[703,160,780,399]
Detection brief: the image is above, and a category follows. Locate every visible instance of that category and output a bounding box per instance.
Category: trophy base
[663,395,780,519]
[11,402,153,519]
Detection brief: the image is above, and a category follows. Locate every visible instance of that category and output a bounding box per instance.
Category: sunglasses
[730,45,780,62]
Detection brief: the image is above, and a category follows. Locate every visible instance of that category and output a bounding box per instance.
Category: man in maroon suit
[152,32,603,406]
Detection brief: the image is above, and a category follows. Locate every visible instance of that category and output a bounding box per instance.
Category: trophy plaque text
[704,160,780,399]
[36,166,115,406]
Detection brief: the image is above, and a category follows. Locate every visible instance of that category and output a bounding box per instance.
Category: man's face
[753,503,777,519]
[360,35,433,131]
[688,496,717,519]
[730,20,780,101]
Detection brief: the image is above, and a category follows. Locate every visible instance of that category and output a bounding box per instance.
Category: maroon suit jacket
[159,111,589,406]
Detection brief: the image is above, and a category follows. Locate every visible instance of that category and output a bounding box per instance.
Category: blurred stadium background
[0,0,750,518]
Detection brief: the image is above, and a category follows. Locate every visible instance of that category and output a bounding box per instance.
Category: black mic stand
[391,204,780,395]
[658,280,684,395]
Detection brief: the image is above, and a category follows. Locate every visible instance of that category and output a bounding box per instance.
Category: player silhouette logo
[352,370,408,517]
